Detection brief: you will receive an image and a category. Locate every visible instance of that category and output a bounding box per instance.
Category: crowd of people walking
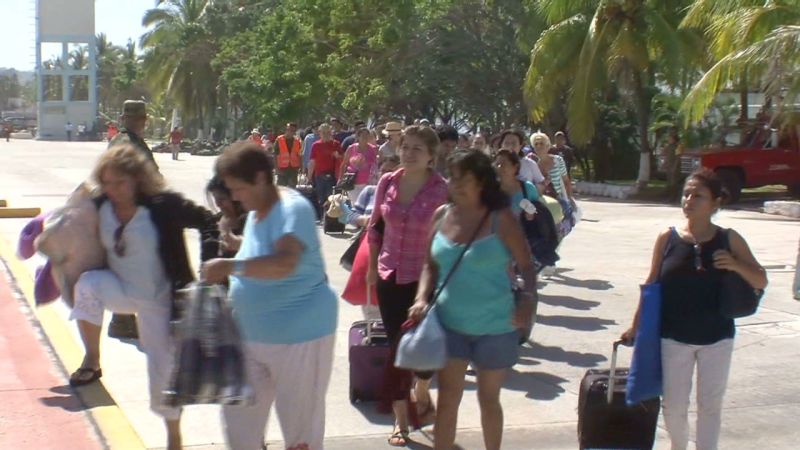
[25,104,767,450]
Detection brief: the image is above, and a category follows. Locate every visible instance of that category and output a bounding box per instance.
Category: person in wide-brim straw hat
[382,121,403,136]
[379,121,403,163]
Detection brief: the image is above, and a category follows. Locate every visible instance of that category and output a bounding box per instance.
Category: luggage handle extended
[607,339,629,404]
[364,285,380,342]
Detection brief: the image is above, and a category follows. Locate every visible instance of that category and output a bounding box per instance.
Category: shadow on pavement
[538,293,601,311]
[536,314,616,331]
[549,274,613,291]
[350,401,394,426]
[322,231,355,240]
[502,370,569,401]
[39,384,115,411]
[462,370,568,401]
[520,342,606,368]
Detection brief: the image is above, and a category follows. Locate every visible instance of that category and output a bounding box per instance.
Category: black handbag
[719,272,763,318]
[718,229,763,319]
[340,228,365,271]
[337,172,357,191]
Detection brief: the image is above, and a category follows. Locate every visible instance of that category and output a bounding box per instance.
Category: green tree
[96,33,122,114]
[140,0,220,133]
[680,1,800,127]
[0,72,22,110]
[525,0,696,185]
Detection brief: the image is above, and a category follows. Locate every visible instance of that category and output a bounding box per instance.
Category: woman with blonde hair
[69,144,220,450]
[530,131,576,237]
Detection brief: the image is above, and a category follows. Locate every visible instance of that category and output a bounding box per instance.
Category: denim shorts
[444,328,519,370]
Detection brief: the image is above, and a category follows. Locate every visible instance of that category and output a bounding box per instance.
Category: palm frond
[681,25,800,124]
[524,14,589,120]
[537,0,598,25]
[567,9,613,144]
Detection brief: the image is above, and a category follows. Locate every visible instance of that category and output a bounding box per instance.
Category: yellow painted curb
[0,207,41,218]
[0,237,146,450]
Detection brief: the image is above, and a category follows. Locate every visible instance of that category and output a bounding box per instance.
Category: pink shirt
[344,144,378,185]
[367,169,449,284]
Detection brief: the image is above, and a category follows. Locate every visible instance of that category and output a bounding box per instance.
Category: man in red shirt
[169,126,183,160]
[308,123,342,215]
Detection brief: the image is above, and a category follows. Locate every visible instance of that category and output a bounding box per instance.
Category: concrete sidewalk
[0,141,798,449]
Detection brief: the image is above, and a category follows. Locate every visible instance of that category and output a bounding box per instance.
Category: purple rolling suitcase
[348,291,389,403]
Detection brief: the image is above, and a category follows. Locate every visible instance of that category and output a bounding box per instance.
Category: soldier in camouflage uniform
[106,100,158,339]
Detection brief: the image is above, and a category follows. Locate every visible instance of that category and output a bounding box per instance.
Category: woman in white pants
[203,141,338,450]
[623,169,767,450]
[69,144,220,450]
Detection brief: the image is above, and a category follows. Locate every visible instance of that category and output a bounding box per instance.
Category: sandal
[388,426,409,447]
[69,367,102,387]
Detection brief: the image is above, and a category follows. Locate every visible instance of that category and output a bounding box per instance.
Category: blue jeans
[315,173,336,215]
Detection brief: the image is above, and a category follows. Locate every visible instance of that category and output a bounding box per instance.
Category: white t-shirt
[518,157,545,184]
[99,202,171,303]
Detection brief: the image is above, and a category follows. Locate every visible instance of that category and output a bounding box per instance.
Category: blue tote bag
[625,229,677,405]
[626,282,663,405]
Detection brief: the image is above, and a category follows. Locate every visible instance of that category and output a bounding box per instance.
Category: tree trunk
[632,71,652,188]
[739,73,749,125]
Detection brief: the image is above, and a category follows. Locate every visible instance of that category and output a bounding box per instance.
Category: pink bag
[341,235,378,306]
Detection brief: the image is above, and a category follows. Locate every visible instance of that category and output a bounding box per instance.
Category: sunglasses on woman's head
[114,225,126,257]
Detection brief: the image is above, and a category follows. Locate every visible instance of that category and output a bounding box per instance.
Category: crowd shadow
[538,293,601,311]
[518,342,606,368]
[462,370,568,401]
[541,268,613,291]
[535,314,617,332]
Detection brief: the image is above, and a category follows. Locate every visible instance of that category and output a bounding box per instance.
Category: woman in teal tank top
[409,150,537,450]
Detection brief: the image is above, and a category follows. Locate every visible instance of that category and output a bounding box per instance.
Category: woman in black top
[206,176,246,258]
[622,169,767,450]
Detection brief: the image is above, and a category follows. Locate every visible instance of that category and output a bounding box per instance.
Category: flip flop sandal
[69,367,103,387]
[387,428,409,447]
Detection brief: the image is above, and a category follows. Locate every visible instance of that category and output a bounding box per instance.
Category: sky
[0,0,152,71]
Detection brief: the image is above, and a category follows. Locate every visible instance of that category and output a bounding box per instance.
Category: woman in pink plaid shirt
[367,125,448,446]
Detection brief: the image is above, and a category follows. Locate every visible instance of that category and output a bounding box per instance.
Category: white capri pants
[70,270,180,421]
[661,337,734,450]
[223,333,335,450]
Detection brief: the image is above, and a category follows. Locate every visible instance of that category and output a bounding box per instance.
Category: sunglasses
[114,224,126,257]
[693,242,705,272]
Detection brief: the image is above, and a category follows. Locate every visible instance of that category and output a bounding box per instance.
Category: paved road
[0,140,798,449]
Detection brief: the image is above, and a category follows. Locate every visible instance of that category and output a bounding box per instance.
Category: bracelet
[232,259,246,277]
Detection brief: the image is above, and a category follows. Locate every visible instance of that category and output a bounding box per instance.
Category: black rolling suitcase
[577,340,661,450]
[295,182,321,220]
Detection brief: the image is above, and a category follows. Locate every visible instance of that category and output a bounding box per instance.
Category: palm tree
[680,1,800,126]
[140,0,219,134]
[96,33,122,114]
[525,0,697,185]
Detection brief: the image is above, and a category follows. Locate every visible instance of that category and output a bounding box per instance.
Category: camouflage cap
[122,100,147,118]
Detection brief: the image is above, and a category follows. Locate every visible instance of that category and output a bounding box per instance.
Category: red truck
[679,125,800,202]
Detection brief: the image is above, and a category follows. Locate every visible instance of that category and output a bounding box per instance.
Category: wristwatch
[232,259,246,277]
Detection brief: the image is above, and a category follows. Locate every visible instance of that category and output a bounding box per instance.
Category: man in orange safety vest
[272,122,302,187]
